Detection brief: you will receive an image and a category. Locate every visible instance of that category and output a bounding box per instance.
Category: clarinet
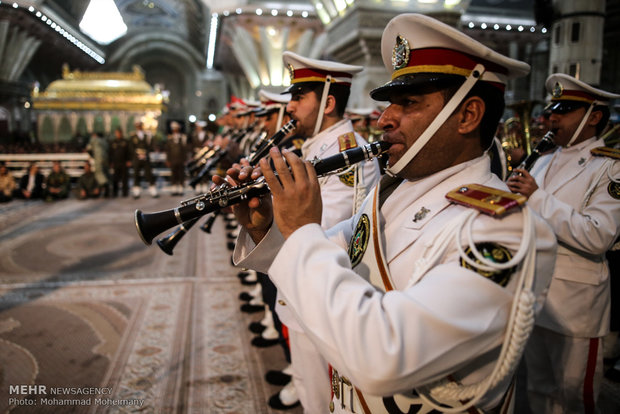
[155,120,300,254]
[136,140,391,245]
[508,130,556,178]
[247,119,297,165]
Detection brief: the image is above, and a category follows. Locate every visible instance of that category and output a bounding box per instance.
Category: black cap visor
[370,73,465,101]
[255,107,280,117]
[545,101,590,115]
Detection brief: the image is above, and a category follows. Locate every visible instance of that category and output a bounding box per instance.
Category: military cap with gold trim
[545,73,620,114]
[282,51,363,94]
[256,89,291,117]
[370,13,530,101]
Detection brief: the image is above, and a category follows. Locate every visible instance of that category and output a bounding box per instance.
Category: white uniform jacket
[276,119,381,331]
[235,155,557,412]
[528,136,620,337]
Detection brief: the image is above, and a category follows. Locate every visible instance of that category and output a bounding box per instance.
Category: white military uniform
[235,155,557,413]
[277,118,381,413]
[525,135,620,413]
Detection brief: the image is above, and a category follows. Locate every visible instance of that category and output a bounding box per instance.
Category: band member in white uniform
[508,73,620,414]
[266,52,381,412]
[219,14,557,414]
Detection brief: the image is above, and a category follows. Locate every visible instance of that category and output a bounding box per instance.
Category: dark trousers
[170,163,185,186]
[132,159,154,186]
[112,165,129,196]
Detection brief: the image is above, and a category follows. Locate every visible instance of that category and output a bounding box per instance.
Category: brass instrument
[504,100,536,156]
[501,100,546,175]
[136,141,391,245]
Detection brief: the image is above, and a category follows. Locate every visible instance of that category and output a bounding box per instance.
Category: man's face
[262,112,279,137]
[548,106,588,147]
[378,90,463,179]
[287,89,319,138]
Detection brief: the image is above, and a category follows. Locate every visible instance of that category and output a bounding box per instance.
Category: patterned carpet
[0,196,297,414]
[1,196,618,413]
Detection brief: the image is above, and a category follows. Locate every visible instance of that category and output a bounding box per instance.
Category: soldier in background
[86,132,110,198]
[77,161,100,199]
[0,162,16,202]
[15,162,44,200]
[192,120,211,150]
[129,120,158,199]
[109,127,131,197]
[165,121,189,196]
[44,161,71,201]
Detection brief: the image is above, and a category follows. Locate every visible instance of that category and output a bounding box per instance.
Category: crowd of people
[1,11,620,414]
[0,120,213,203]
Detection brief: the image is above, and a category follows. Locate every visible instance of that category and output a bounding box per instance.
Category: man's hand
[506,168,539,198]
[212,159,274,244]
[259,147,322,239]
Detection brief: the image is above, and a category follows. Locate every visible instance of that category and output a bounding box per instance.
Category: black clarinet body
[509,130,556,178]
[136,140,391,245]
[247,119,297,165]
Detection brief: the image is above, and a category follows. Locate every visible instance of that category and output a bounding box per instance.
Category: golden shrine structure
[31,65,166,143]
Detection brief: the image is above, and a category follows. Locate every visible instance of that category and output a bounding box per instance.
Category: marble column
[549,0,605,84]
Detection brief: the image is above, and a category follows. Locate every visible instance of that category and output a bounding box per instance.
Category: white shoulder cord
[352,164,366,214]
[608,160,620,184]
[412,207,537,413]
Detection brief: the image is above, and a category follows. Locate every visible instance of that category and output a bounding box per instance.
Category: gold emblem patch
[392,34,411,71]
[552,81,564,98]
[460,242,515,287]
[339,171,355,187]
[608,182,620,200]
[348,214,370,267]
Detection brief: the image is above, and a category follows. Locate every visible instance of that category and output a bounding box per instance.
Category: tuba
[501,100,545,175]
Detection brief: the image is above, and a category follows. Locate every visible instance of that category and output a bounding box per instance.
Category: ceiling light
[79,0,127,45]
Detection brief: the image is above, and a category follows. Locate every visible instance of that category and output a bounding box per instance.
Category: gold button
[278,300,287,306]
[329,401,335,412]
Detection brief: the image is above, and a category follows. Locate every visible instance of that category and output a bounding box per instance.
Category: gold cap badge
[552,81,564,98]
[392,35,411,71]
[287,63,295,82]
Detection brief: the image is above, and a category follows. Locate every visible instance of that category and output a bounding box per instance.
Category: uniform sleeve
[267,223,516,395]
[232,223,286,273]
[528,161,620,255]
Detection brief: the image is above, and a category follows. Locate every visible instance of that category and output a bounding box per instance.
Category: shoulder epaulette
[591,146,620,160]
[446,184,527,217]
[338,132,358,152]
